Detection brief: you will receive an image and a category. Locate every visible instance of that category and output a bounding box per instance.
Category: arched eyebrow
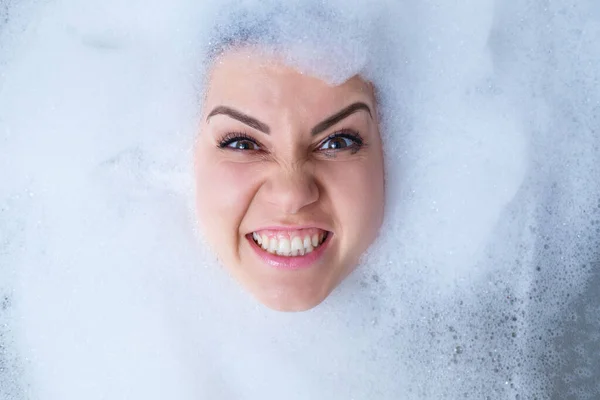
[310,102,372,136]
[206,101,372,136]
[206,106,271,134]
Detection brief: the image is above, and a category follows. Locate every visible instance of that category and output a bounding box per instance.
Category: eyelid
[217,132,264,150]
[314,129,364,151]
[216,129,364,154]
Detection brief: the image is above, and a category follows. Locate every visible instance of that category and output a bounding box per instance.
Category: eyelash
[217,132,262,150]
[319,130,364,154]
[216,130,365,154]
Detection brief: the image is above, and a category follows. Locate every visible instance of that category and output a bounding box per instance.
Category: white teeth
[303,236,313,254]
[268,238,278,254]
[260,236,269,250]
[303,236,312,249]
[277,238,291,255]
[311,234,319,247]
[291,237,303,256]
[252,231,329,257]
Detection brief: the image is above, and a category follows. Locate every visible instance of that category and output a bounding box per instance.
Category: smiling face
[194,49,384,311]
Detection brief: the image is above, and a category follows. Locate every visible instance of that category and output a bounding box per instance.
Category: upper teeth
[251,231,327,257]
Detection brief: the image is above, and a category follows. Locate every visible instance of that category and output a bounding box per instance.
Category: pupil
[330,138,346,149]
[237,141,251,150]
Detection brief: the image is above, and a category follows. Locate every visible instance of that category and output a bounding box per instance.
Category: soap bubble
[1,0,599,399]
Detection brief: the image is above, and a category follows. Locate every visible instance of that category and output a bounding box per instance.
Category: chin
[251,283,333,312]
[258,296,328,313]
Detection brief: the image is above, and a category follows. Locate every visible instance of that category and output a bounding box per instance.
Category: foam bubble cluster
[1,0,599,399]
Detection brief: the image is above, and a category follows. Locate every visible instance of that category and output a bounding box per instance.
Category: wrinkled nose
[262,166,319,215]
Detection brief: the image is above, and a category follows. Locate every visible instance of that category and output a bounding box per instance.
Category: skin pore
[194,49,384,311]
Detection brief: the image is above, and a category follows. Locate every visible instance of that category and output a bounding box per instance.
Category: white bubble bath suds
[1,0,599,399]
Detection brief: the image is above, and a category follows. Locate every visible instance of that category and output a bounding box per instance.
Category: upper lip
[246,224,332,234]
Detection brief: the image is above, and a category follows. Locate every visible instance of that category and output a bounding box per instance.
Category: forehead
[203,49,374,116]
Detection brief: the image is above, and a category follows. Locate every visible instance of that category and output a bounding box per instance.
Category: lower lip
[246,233,332,270]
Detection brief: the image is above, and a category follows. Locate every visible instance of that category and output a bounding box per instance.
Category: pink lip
[246,231,332,270]
[253,225,330,232]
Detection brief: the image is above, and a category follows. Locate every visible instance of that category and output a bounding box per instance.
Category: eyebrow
[310,102,372,136]
[206,106,271,134]
[206,101,372,136]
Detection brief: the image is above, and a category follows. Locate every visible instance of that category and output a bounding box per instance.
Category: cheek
[321,158,384,244]
[194,151,261,241]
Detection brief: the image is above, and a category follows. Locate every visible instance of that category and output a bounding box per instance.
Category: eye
[217,133,262,151]
[316,131,364,153]
[226,139,260,151]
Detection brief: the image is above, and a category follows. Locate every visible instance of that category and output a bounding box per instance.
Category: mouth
[249,228,329,257]
[245,227,332,269]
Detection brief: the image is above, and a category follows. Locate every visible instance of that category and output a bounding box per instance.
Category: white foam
[1,0,599,399]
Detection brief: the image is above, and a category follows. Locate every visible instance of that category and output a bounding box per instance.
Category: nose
[262,165,319,215]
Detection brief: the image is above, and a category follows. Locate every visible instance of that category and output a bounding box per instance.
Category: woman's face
[194,49,384,311]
